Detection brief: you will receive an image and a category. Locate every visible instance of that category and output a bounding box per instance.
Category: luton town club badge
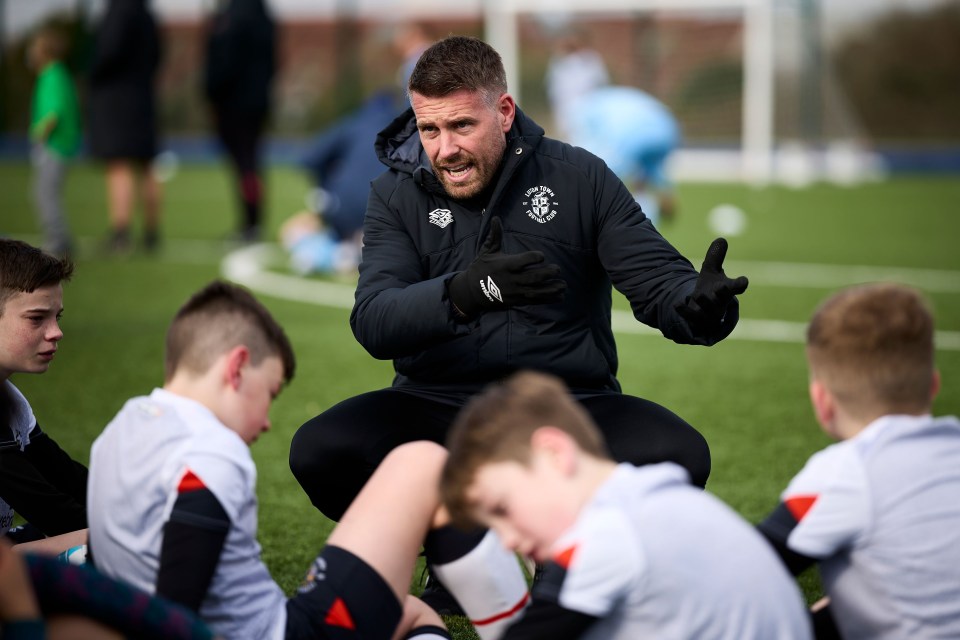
[523,186,558,223]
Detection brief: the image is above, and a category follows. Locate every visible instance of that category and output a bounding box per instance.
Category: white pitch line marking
[726,261,960,293]
[222,244,960,351]
[221,243,355,309]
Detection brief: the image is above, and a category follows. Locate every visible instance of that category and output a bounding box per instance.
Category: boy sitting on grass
[440,370,812,640]
[88,280,452,640]
[757,283,960,639]
[0,239,87,554]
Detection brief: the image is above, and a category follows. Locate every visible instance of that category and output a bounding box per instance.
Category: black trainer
[419,571,467,617]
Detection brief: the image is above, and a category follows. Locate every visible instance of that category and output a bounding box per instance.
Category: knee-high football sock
[240,171,262,232]
[427,529,529,640]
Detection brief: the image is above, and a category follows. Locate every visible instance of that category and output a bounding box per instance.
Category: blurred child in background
[28,26,82,258]
[565,85,680,225]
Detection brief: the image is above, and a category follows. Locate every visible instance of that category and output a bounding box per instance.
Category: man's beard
[434,136,506,200]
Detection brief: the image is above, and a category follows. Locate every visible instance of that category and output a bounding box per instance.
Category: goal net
[485,0,884,185]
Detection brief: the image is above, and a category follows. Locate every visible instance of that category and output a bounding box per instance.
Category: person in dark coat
[203,0,277,242]
[86,0,163,253]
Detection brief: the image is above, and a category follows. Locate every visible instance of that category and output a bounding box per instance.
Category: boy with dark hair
[441,371,812,640]
[757,283,960,638]
[0,239,87,551]
[88,280,452,640]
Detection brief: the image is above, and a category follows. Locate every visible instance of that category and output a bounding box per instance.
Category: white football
[708,204,748,236]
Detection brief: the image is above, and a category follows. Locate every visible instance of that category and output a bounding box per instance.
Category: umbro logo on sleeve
[428,208,454,228]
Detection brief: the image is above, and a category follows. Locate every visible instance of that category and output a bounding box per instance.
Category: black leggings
[289,387,710,522]
[213,107,267,231]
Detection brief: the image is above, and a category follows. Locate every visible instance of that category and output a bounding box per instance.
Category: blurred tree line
[1,3,957,145]
[833,2,960,143]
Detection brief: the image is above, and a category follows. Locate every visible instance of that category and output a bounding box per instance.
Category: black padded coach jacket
[350,106,739,392]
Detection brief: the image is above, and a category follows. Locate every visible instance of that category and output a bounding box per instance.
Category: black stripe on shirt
[156,487,230,612]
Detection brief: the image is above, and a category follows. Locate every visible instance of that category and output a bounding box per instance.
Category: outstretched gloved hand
[675,237,749,333]
[449,217,566,319]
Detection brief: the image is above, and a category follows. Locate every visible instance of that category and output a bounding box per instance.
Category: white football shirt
[547,463,812,640]
[88,388,287,640]
[780,414,960,639]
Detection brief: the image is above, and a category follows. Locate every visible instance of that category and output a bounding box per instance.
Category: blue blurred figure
[285,90,405,275]
[300,90,403,243]
[567,86,681,225]
[284,24,431,276]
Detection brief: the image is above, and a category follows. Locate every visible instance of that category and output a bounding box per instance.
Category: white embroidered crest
[523,186,558,223]
[298,556,328,594]
[428,208,454,228]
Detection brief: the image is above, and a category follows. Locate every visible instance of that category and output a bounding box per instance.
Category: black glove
[675,237,749,333]
[448,217,566,318]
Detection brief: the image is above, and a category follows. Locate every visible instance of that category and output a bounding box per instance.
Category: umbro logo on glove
[449,217,566,319]
[480,276,503,304]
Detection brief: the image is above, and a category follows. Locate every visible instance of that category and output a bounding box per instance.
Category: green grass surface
[2,160,959,637]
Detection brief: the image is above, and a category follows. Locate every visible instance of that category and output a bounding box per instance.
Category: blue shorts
[286,545,402,640]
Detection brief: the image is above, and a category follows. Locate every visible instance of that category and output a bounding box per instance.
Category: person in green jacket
[28,26,82,257]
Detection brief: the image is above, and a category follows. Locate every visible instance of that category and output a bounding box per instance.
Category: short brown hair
[806,283,935,419]
[441,371,609,528]
[408,35,507,106]
[0,239,74,316]
[165,281,295,384]
[32,25,69,61]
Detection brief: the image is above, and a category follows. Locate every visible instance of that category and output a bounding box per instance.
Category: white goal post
[483,0,775,185]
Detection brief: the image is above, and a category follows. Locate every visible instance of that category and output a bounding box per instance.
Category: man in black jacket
[290,35,747,626]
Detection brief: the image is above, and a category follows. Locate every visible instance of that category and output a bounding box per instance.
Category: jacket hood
[374,105,546,178]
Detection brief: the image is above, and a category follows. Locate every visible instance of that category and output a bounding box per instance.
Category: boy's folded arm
[156,488,230,612]
[22,428,88,503]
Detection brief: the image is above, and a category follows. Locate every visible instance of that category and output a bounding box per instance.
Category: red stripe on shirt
[553,544,578,569]
[785,494,819,521]
[177,469,206,493]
